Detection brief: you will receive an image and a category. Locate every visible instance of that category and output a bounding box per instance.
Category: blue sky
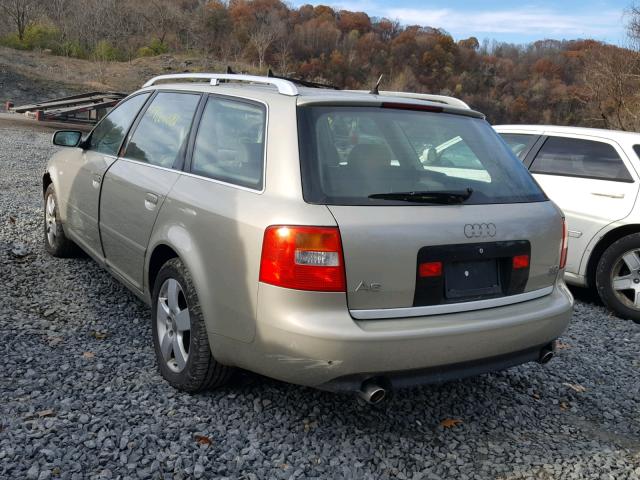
[290,0,630,45]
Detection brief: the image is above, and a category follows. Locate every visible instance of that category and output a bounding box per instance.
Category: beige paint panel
[148,173,337,343]
[329,201,563,310]
[205,280,572,387]
[100,159,180,290]
[49,148,116,259]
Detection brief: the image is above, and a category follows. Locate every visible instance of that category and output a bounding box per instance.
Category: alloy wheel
[611,249,640,310]
[156,278,191,373]
[45,194,58,246]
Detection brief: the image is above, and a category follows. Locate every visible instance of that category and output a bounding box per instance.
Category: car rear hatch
[327,203,561,316]
[297,99,562,318]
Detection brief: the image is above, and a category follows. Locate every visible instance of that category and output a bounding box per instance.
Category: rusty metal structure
[6,91,127,124]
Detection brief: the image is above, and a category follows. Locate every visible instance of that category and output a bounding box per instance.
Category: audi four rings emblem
[464,223,497,238]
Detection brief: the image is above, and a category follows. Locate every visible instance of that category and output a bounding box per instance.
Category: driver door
[63,93,151,260]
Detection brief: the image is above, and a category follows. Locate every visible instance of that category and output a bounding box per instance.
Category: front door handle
[144,192,159,211]
[591,192,625,199]
[92,174,101,189]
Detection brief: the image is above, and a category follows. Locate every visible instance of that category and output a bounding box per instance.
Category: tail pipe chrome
[538,342,556,364]
[359,380,387,404]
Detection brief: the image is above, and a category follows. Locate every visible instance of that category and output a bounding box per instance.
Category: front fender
[44,153,66,222]
[44,148,84,225]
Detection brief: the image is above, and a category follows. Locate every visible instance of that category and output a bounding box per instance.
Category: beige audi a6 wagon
[43,73,573,402]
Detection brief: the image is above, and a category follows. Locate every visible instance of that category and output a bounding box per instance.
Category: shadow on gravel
[568,285,603,306]
[204,365,560,432]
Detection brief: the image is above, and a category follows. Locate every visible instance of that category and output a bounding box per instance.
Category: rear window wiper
[368,188,474,204]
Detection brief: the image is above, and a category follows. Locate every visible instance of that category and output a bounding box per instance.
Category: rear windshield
[298,106,547,206]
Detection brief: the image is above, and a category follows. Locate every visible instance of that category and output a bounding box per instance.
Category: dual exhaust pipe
[358,343,556,404]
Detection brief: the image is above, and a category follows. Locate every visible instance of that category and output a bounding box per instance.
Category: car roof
[494,124,640,143]
[138,75,483,119]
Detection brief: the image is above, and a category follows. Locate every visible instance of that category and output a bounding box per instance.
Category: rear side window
[499,133,538,160]
[124,92,200,168]
[530,137,633,182]
[190,96,266,190]
[88,93,150,156]
[633,145,640,159]
[298,106,547,206]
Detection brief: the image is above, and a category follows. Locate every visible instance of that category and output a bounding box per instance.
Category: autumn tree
[579,5,640,131]
[336,10,371,34]
[248,10,283,70]
[582,44,640,130]
[135,0,186,46]
[229,0,287,70]
[197,1,232,57]
[0,0,40,41]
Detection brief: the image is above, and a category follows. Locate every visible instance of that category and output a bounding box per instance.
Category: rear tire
[151,258,233,391]
[43,183,78,258]
[596,233,640,323]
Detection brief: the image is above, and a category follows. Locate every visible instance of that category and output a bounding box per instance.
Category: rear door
[99,91,201,290]
[528,134,639,275]
[298,105,562,317]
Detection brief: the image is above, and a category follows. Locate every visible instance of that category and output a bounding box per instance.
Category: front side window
[530,137,633,182]
[298,106,546,205]
[191,96,266,190]
[124,92,200,168]
[88,93,150,156]
[499,133,538,160]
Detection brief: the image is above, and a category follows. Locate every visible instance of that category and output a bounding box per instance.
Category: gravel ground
[1,125,639,480]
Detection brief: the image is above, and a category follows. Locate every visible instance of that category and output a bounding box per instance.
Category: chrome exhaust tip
[359,381,387,404]
[538,346,555,364]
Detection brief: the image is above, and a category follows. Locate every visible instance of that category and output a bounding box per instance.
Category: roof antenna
[370,74,383,95]
[226,66,236,74]
[267,68,275,77]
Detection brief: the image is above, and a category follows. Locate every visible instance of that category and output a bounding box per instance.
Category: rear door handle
[92,174,101,189]
[591,192,625,199]
[144,192,159,210]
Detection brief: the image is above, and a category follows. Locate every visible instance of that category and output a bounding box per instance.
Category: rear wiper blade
[368,188,474,204]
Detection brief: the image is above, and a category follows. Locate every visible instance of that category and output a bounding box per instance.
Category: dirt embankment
[0,46,239,110]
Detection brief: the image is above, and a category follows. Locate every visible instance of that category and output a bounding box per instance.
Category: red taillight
[560,219,568,269]
[419,261,443,277]
[512,254,530,270]
[259,226,346,292]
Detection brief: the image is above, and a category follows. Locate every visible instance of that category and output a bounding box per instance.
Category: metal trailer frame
[7,91,127,124]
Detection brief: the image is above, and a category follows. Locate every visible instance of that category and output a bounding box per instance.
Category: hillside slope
[0,47,243,109]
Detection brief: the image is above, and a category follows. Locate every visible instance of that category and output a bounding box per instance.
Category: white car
[495,125,640,323]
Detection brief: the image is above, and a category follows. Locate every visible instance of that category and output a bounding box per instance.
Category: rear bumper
[320,342,555,392]
[214,280,573,391]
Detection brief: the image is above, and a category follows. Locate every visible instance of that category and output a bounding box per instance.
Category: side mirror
[52,130,83,148]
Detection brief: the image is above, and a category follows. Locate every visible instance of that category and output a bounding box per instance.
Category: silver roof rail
[346,90,470,109]
[142,73,299,96]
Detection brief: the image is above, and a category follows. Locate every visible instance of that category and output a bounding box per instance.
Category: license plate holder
[445,259,501,299]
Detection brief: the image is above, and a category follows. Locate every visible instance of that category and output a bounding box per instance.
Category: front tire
[43,183,78,257]
[151,258,233,391]
[596,233,640,323]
